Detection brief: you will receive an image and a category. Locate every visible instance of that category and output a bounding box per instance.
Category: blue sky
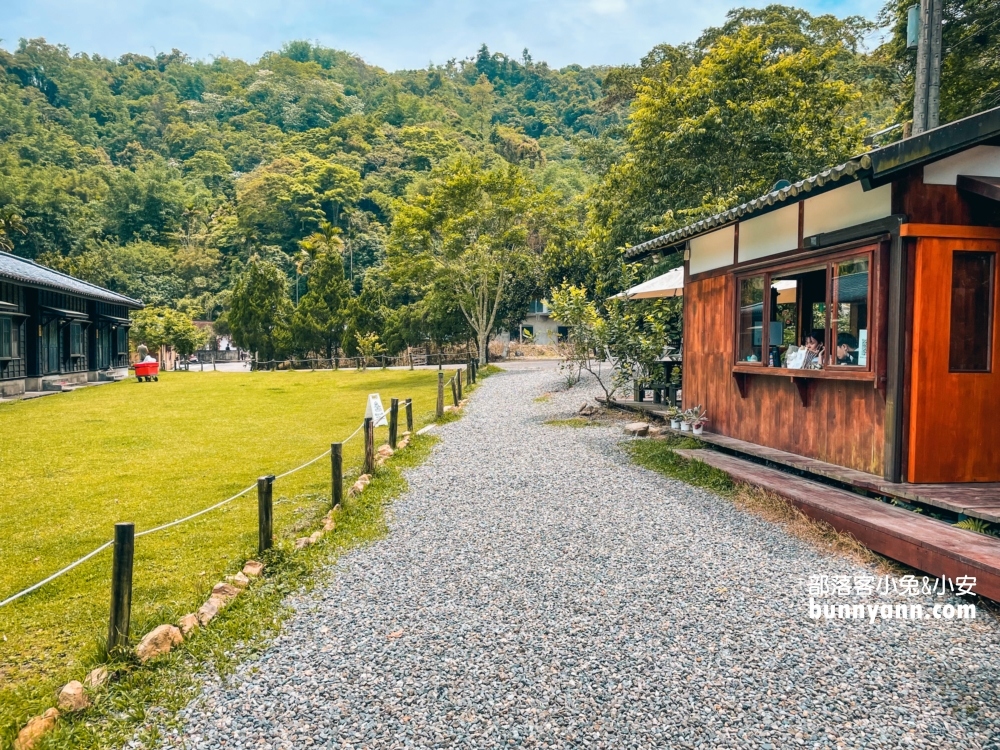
[2,0,888,70]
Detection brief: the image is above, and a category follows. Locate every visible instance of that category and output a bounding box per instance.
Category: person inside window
[802,329,825,369]
[836,332,859,366]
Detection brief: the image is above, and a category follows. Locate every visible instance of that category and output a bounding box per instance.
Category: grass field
[0,367,448,740]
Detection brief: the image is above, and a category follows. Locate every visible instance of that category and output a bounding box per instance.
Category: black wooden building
[0,251,143,397]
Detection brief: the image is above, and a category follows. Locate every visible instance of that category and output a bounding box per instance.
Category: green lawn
[0,368,443,729]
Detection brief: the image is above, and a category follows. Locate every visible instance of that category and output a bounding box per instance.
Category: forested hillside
[0,2,995,359]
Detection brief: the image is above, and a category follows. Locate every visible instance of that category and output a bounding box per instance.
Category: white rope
[0,420,369,608]
[0,540,113,608]
[274,449,330,480]
[135,483,257,538]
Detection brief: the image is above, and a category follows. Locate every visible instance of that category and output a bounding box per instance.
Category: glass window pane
[738,276,764,362]
[832,258,869,367]
[773,267,827,369]
[0,317,10,359]
[950,252,995,372]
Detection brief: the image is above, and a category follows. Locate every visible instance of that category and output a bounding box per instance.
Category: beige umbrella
[612,266,685,299]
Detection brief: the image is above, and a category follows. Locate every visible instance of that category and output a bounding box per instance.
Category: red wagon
[134,361,159,382]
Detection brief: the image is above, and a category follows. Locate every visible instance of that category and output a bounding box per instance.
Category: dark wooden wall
[908,235,1000,482]
[893,169,1000,227]
[684,273,886,475]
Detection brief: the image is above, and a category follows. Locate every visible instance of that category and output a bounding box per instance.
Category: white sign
[858,329,868,367]
[365,394,388,427]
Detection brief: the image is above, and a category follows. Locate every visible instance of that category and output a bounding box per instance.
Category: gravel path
[158,363,1000,749]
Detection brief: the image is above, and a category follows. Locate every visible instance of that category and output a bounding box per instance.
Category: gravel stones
[152,363,1000,749]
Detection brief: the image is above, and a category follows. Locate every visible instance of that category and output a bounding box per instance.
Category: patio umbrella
[611,266,685,299]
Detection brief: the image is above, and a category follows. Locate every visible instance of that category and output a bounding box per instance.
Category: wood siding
[684,273,886,475]
[893,169,1000,227]
[908,236,1000,482]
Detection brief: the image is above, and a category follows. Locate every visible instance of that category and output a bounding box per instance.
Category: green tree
[877,0,1000,123]
[229,256,293,360]
[590,7,871,271]
[388,160,556,364]
[290,226,351,357]
[130,306,206,360]
[0,206,27,252]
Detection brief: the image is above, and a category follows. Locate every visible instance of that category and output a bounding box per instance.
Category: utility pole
[911,0,943,135]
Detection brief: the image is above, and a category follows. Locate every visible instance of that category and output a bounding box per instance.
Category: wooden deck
[674,448,1000,602]
[606,398,1000,523]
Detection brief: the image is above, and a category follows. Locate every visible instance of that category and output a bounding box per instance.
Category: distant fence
[250,353,480,371]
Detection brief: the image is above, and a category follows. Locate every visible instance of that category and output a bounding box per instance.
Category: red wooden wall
[908,234,1000,482]
[683,273,886,475]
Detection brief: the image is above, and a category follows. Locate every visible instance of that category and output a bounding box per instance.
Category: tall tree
[291,225,351,357]
[229,255,293,360]
[588,8,870,280]
[878,0,1000,123]
[388,160,555,363]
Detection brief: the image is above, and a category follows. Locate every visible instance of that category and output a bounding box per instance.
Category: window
[769,266,827,368]
[117,326,129,356]
[738,276,764,362]
[528,299,547,314]
[735,247,876,373]
[832,258,869,367]
[950,251,995,372]
[70,322,84,356]
[0,317,13,359]
[557,326,569,342]
[520,325,534,341]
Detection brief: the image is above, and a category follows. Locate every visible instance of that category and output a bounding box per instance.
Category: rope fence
[245,352,480,372]
[0,417,371,610]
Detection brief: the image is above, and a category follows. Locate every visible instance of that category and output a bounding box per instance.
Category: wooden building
[0,251,142,397]
[625,107,1000,487]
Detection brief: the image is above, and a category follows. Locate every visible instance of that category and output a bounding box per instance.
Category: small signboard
[365,393,388,427]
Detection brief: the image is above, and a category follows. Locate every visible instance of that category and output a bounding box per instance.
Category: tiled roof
[625,156,870,259]
[0,251,143,307]
[624,105,1000,261]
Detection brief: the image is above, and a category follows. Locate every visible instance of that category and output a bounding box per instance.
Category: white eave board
[802,181,891,238]
[923,145,1000,185]
[689,225,735,275]
[738,204,799,263]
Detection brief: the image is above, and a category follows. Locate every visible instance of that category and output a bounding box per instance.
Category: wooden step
[674,448,1000,602]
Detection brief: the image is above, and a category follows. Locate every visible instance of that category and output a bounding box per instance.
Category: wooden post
[389,397,399,449]
[457,368,463,401]
[451,373,459,406]
[107,522,134,653]
[437,352,442,371]
[363,417,375,474]
[257,475,275,554]
[405,398,413,432]
[331,443,343,507]
[436,372,444,417]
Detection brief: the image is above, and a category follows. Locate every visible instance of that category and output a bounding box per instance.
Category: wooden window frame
[948,250,996,374]
[69,321,85,358]
[0,316,12,360]
[732,244,879,382]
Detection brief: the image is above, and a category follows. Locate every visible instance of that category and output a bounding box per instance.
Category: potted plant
[687,405,708,435]
[667,406,682,430]
[679,407,692,432]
